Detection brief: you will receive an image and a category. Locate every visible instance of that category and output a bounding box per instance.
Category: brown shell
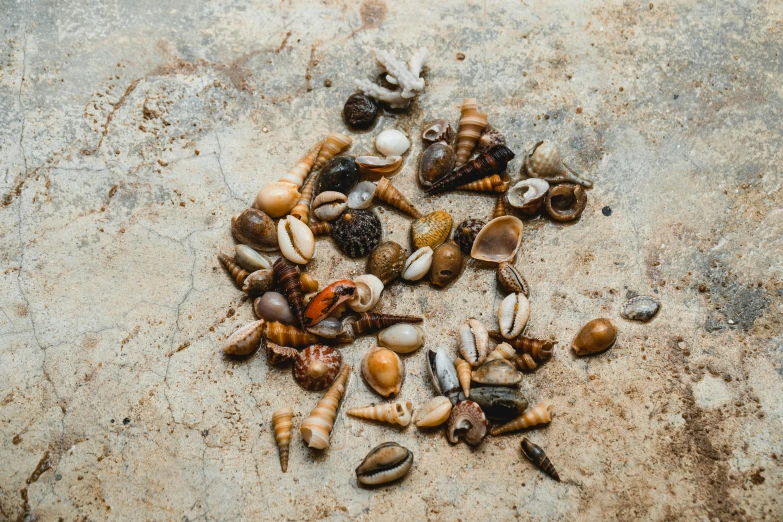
[242,269,274,297]
[572,318,617,356]
[430,241,464,287]
[367,241,406,285]
[488,331,554,363]
[454,98,488,168]
[520,437,560,482]
[411,210,453,250]
[496,262,529,296]
[375,177,422,218]
[351,312,423,336]
[418,142,455,189]
[361,346,404,397]
[294,345,343,391]
[300,273,319,293]
[331,210,382,258]
[456,175,507,193]
[446,400,488,446]
[427,145,515,194]
[265,321,320,348]
[477,126,506,154]
[231,209,278,251]
[309,220,332,236]
[544,183,588,222]
[218,253,250,287]
[303,280,357,327]
[453,219,486,255]
[421,119,452,144]
[273,257,306,328]
[266,340,298,365]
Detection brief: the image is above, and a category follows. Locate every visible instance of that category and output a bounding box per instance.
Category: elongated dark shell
[218,253,250,287]
[545,183,587,222]
[352,312,423,335]
[426,145,515,194]
[488,332,554,363]
[272,257,305,328]
[520,437,560,481]
[446,400,488,446]
[621,296,660,322]
[453,219,486,255]
[367,241,406,284]
[462,387,528,421]
[331,209,382,258]
[356,442,413,486]
[231,209,278,251]
[497,262,529,296]
[293,345,343,391]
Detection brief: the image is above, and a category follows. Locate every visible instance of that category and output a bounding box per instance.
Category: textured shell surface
[231,209,278,251]
[506,179,550,215]
[471,359,523,386]
[453,219,486,255]
[496,261,529,296]
[465,387,528,421]
[414,396,453,427]
[254,292,295,325]
[278,216,316,264]
[272,407,293,472]
[375,129,411,157]
[375,177,422,218]
[265,340,299,366]
[418,142,455,189]
[367,241,406,284]
[314,132,352,171]
[312,191,349,221]
[524,140,592,188]
[477,126,506,154]
[265,321,320,348]
[315,156,359,196]
[293,345,343,391]
[351,312,423,336]
[242,269,274,297]
[343,93,378,129]
[401,246,433,281]
[235,244,272,271]
[572,318,617,356]
[621,295,661,322]
[491,401,554,435]
[331,209,382,258]
[254,182,301,218]
[377,323,425,353]
[421,119,451,144]
[497,293,531,338]
[279,141,322,188]
[470,216,524,263]
[303,280,357,326]
[347,274,384,313]
[520,437,561,481]
[222,320,265,355]
[454,357,471,397]
[300,273,319,293]
[427,145,515,194]
[347,401,413,427]
[454,98,488,168]
[427,348,460,404]
[545,183,588,222]
[361,346,404,397]
[411,210,453,250]
[446,400,488,446]
[486,342,517,362]
[355,156,402,179]
[355,442,413,486]
[457,318,489,367]
[489,333,555,363]
[300,364,351,449]
[346,181,377,209]
[430,241,464,287]
[218,253,250,287]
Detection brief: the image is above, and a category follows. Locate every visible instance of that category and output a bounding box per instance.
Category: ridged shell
[265,321,320,348]
[456,174,507,193]
[254,292,296,325]
[312,191,348,221]
[235,244,272,272]
[300,273,319,293]
[265,341,298,365]
[279,141,322,188]
[429,241,464,287]
[304,280,357,327]
[544,183,588,222]
[486,342,516,362]
[572,318,617,356]
[254,182,301,218]
[331,210,382,258]
[347,401,413,427]
[492,195,507,220]
[376,177,422,218]
[300,364,351,449]
[222,320,265,355]
[488,333,555,363]
[347,181,377,210]
[506,179,550,215]
[523,140,592,187]
[496,261,529,296]
[367,241,406,284]
[454,357,472,397]
[411,210,452,250]
[347,274,384,313]
[414,396,452,427]
[446,400,488,446]
[377,323,425,354]
[427,145,515,195]
[421,119,451,144]
[313,132,352,171]
[497,293,531,339]
[453,219,486,255]
[418,141,455,189]
[278,215,316,264]
[521,437,561,481]
[470,216,524,263]
[272,407,293,472]
[361,346,404,397]
[477,126,506,154]
[273,257,306,328]
[231,209,278,251]
[309,220,332,236]
[401,246,433,281]
[352,312,423,336]
[218,253,250,287]
[294,345,343,391]
[457,318,489,367]
[289,170,317,224]
[471,359,523,386]
[491,401,553,435]
[454,98,488,168]
[621,296,660,322]
[355,442,413,486]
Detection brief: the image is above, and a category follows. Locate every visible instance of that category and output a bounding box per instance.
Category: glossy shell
[421,119,451,144]
[466,387,529,421]
[367,241,406,284]
[235,244,272,271]
[471,359,523,386]
[470,216,524,263]
[377,323,425,354]
[496,261,529,296]
[418,142,455,189]
[446,400,488,446]
[355,156,402,180]
[331,209,382,258]
[572,318,617,356]
[453,219,486,255]
[430,241,464,287]
[375,129,411,156]
[347,181,377,209]
[254,182,300,218]
[272,257,306,328]
[355,442,413,486]
[457,318,489,367]
[242,269,274,297]
[497,293,531,339]
[293,345,343,391]
[254,292,295,325]
[351,312,423,336]
[545,183,588,222]
[411,210,452,250]
[343,93,378,129]
[312,191,349,221]
[621,296,660,322]
[277,215,315,264]
[427,348,460,404]
[222,320,265,356]
[347,274,384,313]
[401,246,433,281]
[414,396,452,427]
[427,145,515,194]
[521,437,561,482]
[306,316,350,340]
[361,347,404,397]
[315,156,359,196]
[231,209,278,251]
[506,179,550,215]
[303,280,357,327]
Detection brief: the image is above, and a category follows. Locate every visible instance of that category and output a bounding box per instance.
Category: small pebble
[602,206,612,216]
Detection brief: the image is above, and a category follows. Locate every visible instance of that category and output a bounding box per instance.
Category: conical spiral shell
[486,342,516,362]
[265,321,320,348]
[492,195,507,219]
[427,146,515,194]
[273,257,306,328]
[309,220,332,236]
[454,358,472,398]
[454,98,488,168]
[375,177,422,218]
[352,312,423,336]
[218,253,250,287]
[272,407,293,472]
[456,175,506,193]
[314,133,352,171]
[279,141,323,188]
[488,332,554,363]
[300,273,319,293]
[514,353,538,371]
[300,364,351,449]
[347,401,413,427]
[290,174,317,224]
[490,401,553,435]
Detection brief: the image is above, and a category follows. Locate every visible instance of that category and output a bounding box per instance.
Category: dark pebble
[602,206,612,216]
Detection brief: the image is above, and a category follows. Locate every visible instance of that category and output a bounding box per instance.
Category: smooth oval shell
[421,119,451,144]
[496,261,529,296]
[402,246,433,281]
[418,142,455,189]
[471,359,523,386]
[411,210,453,250]
[315,156,358,196]
[235,244,272,271]
[367,241,406,284]
[222,320,265,356]
[414,396,452,427]
[254,182,301,218]
[242,269,275,297]
[348,274,384,313]
[572,318,617,356]
[331,209,382,258]
[378,324,425,354]
[347,181,378,209]
[278,215,315,264]
[446,400,488,446]
[254,292,296,325]
[312,191,349,221]
[430,240,464,287]
[506,179,550,215]
[375,129,411,156]
[293,345,343,391]
[361,346,404,397]
[497,293,531,339]
[453,219,485,255]
[621,296,660,322]
[231,209,278,251]
[465,387,528,421]
[470,216,524,263]
[355,442,413,486]
[355,156,402,180]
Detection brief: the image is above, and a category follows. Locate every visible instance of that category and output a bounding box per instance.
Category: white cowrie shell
[497,293,530,339]
[378,323,425,354]
[278,215,315,264]
[312,191,348,222]
[457,318,489,367]
[402,246,433,281]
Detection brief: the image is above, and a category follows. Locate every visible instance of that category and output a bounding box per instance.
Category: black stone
[315,156,358,196]
[602,206,612,216]
[343,93,379,129]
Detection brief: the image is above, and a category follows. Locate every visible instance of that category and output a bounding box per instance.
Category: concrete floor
[1,0,781,520]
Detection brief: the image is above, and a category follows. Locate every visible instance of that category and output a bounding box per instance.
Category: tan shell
[506,178,550,215]
[312,191,348,222]
[222,320,265,355]
[231,209,278,251]
[470,216,524,264]
[376,177,422,218]
[347,401,413,427]
[266,341,298,365]
[361,346,404,397]
[265,322,320,348]
[254,181,301,218]
[572,318,617,356]
[496,261,529,296]
[300,364,351,449]
[486,342,516,362]
[411,210,453,250]
[278,215,316,264]
[454,98,488,168]
[421,119,451,144]
[300,273,319,293]
[367,241,407,285]
[218,253,250,287]
[491,195,507,219]
[490,401,553,435]
[272,407,293,472]
[309,220,332,236]
[446,400,488,446]
[429,241,464,287]
[356,155,403,179]
[414,396,452,427]
[471,359,523,386]
[454,358,472,398]
[456,174,507,193]
[401,246,433,281]
[314,132,352,171]
[457,318,489,367]
[279,141,323,188]
[497,293,531,339]
[290,173,317,224]
[523,140,592,187]
[347,274,384,313]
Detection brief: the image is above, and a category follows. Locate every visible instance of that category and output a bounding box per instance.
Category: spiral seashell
[478,126,506,154]
[446,400,488,446]
[488,332,555,363]
[254,181,301,218]
[347,400,413,427]
[294,345,343,391]
[375,129,411,157]
[471,359,523,386]
[278,215,316,265]
[401,246,433,281]
[523,140,592,187]
[521,437,560,481]
[222,319,265,355]
[289,173,317,224]
[347,274,384,313]
[470,216,524,264]
[367,241,406,285]
[456,174,507,193]
[514,353,538,371]
[486,342,516,362]
[312,191,348,222]
[231,209,278,251]
[497,293,531,339]
[545,183,587,222]
[491,401,553,435]
[355,442,413,486]
[300,364,351,449]
[265,340,298,365]
[572,318,617,356]
[427,145,515,194]
[457,318,489,367]
[352,312,423,336]
[421,119,451,144]
[346,181,377,209]
[300,273,319,293]
[278,141,322,189]
[375,177,422,218]
[271,407,293,472]
[454,358,472,397]
[265,321,320,348]
[218,253,250,287]
[313,132,352,171]
[235,244,272,272]
[273,257,306,328]
[304,280,357,327]
[429,240,464,288]
[254,292,296,325]
[427,348,461,404]
[361,346,404,397]
[491,195,507,220]
[496,262,529,296]
[453,219,486,255]
[331,209,382,258]
[414,396,452,427]
[506,178,550,215]
[621,295,660,323]
[242,268,275,297]
[454,98,488,168]
[309,220,332,236]
[377,323,425,354]
[355,156,403,179]
[411,210,452,250]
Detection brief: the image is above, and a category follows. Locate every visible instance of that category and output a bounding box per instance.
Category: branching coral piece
[354,47,428,109]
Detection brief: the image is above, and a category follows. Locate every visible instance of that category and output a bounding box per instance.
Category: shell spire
[352,312,423,336]
[492,195,507,219]
[300,364,351,449]
[454,358,472,398]
[279,141,323,188]
[314,133,352,171]
[309,220,332,236]
[490,401,553,435]
[427,145,515,194]
[456,174,507,193]
[486,342,516,362]
[375,177,423,218]
[265,321,320,348]
[520,437,560,481]
[454,98,489,168]
[347,401,413,427]
[218,253,250,287]
[272,407,293,472]
[290,174,318,224]
[272,257,306,328]
[488,332,554,363]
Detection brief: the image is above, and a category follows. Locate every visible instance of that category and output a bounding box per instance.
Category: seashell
[271,407,293,472]
[218,253,250,287]
[375,129,411,157]
[300,273,319,293]
[427,145,515,195]
[242,268,275,297]
[418,141,455,189]
[352,312,423,336]
[421,119,451,144]
[265,321,321,348]
[497,293,531,339]
[309,220,332,236]
[427,348,461,404]
[348,274,384,313]
[523,140,592,187]
[488,332,554,363]
[491,401,553,435]
[367,241,406,284]
[293,345,343,391]
[277,216,316,265]
[231,209,278,251]
[457,318,490,367]
[486,342,516,363]
[545,183,587,222]
[254,292,296,325]
[401,246,433,281]
[273,257,305,327]
[470,216,524,264]
[331,209,382,258]
[346,181,378,210]
[429,241,464,287]
[496,261,529,296]
[521,437,560,482]
[514,353,538,371]
[506,179,550,215]
[343,93,379,129]
[446,400,488,446]
[361,347,404,397]
[621,295,660,322]
[453,219,486,255]
[454,358,472,397]
[279,141,323,188]
[223,320,265,355]
[300,364,351,449]
[235,244,272,272]
[411,210,452,250]
[355,442,413,486]
[478,126,506,154]
[304,280,357,327]
[265,340,298,365]
[347,401,414,427]
[454,98,489,168]
[377,323,425,354]
[312,191,348,222]
[572,318,617,356]
[414,396,452,427]
[290,174,317,224]
[254,182,301,219]
[456,174,507,193]
[376,177,422,218]
[355,156,403,179]
[471,359,523,386]
[306,316,352,341]
[313,132,352,171]
[492,195,507,220]
[315,156,358,196]
[465,387,528,421]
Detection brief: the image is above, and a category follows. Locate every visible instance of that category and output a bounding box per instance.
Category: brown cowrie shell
[572,318,617,356]
[496,262,529,296]
[430,240,464,287]
[355,442,413,486]
[312,191,348,222]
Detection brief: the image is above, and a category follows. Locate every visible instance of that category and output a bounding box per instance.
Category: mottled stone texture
[1,0,781,520]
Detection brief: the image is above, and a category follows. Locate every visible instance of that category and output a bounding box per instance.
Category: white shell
[312,191,348,221]
[506,179,550,210]
[497,293,530,339]
[348,274,384,312]
[277,215,315,264]
[402,246,433,281]
[457,318,489,366]
[347,181,378,210]
[378,324,425,354]
[414,396,452,427]
[235,244,272,271]
[375,129,411,157]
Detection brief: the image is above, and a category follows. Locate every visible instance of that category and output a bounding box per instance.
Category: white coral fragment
[354,47,428,109]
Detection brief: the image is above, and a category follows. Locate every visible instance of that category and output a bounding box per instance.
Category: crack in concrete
[209,111,245,205]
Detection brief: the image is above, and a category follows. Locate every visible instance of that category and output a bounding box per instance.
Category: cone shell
[314,132,352,171]
[414,396,452,427]
[218,253,250,287]
[347,401,413,427]
[266,341,298,365]
[454,98,488,168]
[456,174,507,193]
[223,320,265,355]
[492,195,507,219]
[265,321,320,348]
[376,177,422,218]
[470,216,524,264]
[367,241,407,285]
[454,358,472,398]
[300,364,351,449]
[352,312,423,336]
[361,346,404,397]
[294,345,343,391]
[491,401,553,435]
[290,173,317,224]
[411,210,453,250]
[272,407,293,472]
[279,141,323,188]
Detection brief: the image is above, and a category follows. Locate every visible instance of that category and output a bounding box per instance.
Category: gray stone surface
[1,0,781,520]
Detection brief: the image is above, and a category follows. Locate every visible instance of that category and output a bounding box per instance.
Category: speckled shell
[315,156,359,196]
[304,280,357,327]
[572,318,617,356]
[300,364,351,449]
[414,396,452,427]
[418,142,455,189]
[242,268,274,297]
[453,219,486,255]
[497,261,529,296]
[544,183,587,222]
[361,346,404,397]
[355,442,413,486]
[294,345,343,391]
[218,253,250,287]
[367,241,406,285]
[454,98,489,168]
[523,140,592,188]
[265,340,298,366]
[272,257,306,328]
[265,321,320,348]
[254,292,296,325]
[446,400,488,446]
[497,293,531,339]
[312,191,348,222]
[477,126,506,154]
[471,359,523,386]
[331,209,382,258]
[222,320,265,356]
[491,401,554,435]
[313,132,352,171]
[430,241,464,287]
[621,296,660,322]
[457,318,489,367]
[470,216,524,264]
[235,244,272,272]
[231,209,278,251]
[411,210,452,250]
[421,119,451,144]
[521,437,561,481]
